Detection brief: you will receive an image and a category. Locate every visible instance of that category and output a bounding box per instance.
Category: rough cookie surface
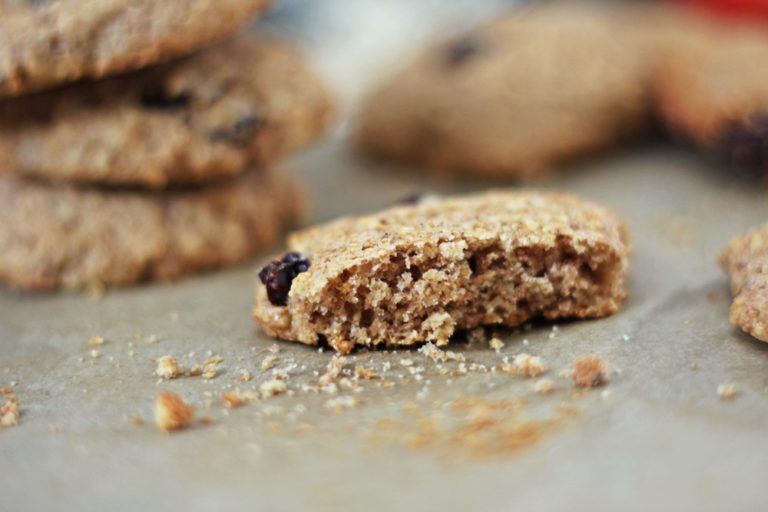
[0,0,269,97]
[0,168,303,291]
[357,4,653,178]
[253,191,630,354]
[720,222,768,342]
[0,36,333,188]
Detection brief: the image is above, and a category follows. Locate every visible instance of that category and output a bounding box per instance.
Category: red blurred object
[674,0,768,22]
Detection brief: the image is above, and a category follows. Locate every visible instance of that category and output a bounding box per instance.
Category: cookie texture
[0,169,304,291]
[0,0,270,97]
[0,36,333,188]
[253,191,630,354]
[720,222,768,342]
[357,4,652,178]
[653,26,768,171]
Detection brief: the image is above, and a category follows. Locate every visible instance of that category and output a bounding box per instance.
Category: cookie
[253,191,630,354]
[0,36,333,189]
[357,4,652,178]
[0,168,304,291]
[720,222,768,342]
[0,0,270,97]
[652,25,768,172]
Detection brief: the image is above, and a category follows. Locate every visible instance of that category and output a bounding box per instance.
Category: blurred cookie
[357,4,652,178]
[0,168,304,291]
[653,26,768,171]
[253,190,630,354]
[720,222,768,342]
[0,0,270,97]
[0,36,333,189]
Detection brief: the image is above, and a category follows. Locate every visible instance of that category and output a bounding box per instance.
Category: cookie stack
[0,1,333,291]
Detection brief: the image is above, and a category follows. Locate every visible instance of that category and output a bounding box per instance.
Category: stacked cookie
[0,1,333,291]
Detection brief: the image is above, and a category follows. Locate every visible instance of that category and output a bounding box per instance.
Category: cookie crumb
[239,370,252,382]
[318,356,345,387]
[154,391,194,432]
[155,356,182,380]
[187,364,202,377]
[419,342,465,363]
[717,383,738,400]
[89,335,105,347]
[0,386,12,395]
[533,378,555,395]
[201,358,221,379]
[261,355,278,371]
[89,349,101,359]
[489,337,505,353]
[223,392,246,409]
[513,353,546,378]
[260,379,287,398]
[354,365,379,380]
[571,355,610,388]
[0,396,19,427]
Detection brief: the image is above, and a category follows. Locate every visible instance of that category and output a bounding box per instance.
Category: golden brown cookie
[720,222,768,342]
[653,24,768,172]
[0,168,304,291]
[357,3,653,179]
[0,36,333,189]
[253,191,630,354]
[0,0,270,97]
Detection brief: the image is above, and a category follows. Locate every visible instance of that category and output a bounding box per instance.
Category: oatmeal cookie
[253,190,630,354]
[0,36,333,188]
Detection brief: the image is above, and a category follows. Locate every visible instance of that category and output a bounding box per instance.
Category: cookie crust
[0,36,333,188]
[0,0,270,97]
[253,191,630,354]
[0,169,304,291]
[720,222,768,342]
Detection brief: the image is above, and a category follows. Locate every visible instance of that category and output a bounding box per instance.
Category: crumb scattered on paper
[223,392,246,409]
[571,355,610,388]
[260,379,287,398]
[154,391,194,432]
[156,356,182,380]
[0,396,19,427]
[89,335,105,347]
[512,354,546,378]
[717,383,738,400]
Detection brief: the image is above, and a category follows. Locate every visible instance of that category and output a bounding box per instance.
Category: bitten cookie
[357,3,651,178]
[720,222,768,342]
[653,25,768,172]
[253,191,630,354]
[0,36,333,189]
[0,0,270,97]
[0,169,303,291]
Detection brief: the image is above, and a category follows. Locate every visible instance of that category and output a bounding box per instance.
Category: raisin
[717,113,768,168]
[444,35,484,68]
[258,252,311,306]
